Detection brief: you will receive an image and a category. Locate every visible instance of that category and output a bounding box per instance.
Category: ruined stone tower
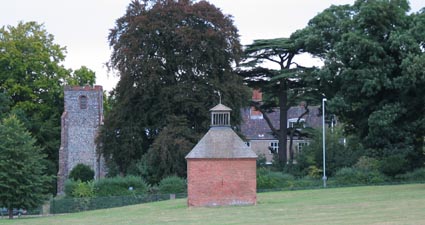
[57,85,106,194]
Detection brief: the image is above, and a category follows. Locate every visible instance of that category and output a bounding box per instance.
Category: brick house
[239,89,323,164]
[186,103,257,207]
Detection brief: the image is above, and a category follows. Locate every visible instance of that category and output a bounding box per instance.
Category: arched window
[79,95,88,109]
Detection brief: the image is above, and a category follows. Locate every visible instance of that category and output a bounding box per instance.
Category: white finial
[214,90,221,104]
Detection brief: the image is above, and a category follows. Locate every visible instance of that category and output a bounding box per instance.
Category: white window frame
[269,141,279,154]
[295,141,309,155]
[287,118,306,129]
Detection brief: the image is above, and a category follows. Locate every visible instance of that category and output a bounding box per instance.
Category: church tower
[57,85,105,194]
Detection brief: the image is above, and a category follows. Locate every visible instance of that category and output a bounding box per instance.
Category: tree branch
[288,102,310,162]
[251,101,279,137]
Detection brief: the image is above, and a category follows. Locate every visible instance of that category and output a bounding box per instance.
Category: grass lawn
[1,183,424,225]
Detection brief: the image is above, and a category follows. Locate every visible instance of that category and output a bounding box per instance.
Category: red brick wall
[187,158,256,207]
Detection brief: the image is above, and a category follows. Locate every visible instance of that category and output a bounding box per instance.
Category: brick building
[57,85,106,195]
[186,103,257,207]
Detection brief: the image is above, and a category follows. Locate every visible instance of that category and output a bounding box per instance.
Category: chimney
[252,88,262,102]
[250,89,263,119]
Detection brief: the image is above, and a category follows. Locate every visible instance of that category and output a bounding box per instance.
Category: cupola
[210,103,232,127]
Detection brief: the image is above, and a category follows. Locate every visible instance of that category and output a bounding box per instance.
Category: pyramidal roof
[209,103,232,112]
[186,127,257,159]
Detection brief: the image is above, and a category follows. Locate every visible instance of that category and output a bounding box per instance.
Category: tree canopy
[238,37,319,164]
[299,0,425,174]
[0,21,98,192]
[0,115,52,219]
[99,0,249,179]
[0,21,71,191]
[68,66,96,86]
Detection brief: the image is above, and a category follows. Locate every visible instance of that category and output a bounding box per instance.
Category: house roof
[239,106,322,140]
[186,127,257,159]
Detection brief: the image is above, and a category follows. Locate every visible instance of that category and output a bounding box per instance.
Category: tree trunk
[8,208,13,219]
[288,104,309,163]
[278,82,288,164]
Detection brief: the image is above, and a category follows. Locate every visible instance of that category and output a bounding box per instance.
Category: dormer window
[79,95,88,109]
[287,118,305,129]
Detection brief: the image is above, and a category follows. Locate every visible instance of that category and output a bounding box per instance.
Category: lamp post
[322,98,327,188]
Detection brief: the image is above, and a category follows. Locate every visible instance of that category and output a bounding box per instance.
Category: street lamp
[322,98,327,188]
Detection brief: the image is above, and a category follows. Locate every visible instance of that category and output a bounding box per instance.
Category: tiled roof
[186,127,257,159]
[239,106,322,140]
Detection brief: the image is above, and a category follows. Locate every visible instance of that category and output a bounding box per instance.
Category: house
[239,89,323,164]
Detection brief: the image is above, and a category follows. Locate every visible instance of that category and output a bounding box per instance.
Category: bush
[257,168,295,190]
[395,168,425,182]
[72,181,95,198]
[69,163,95,182]
[306,166,322,178]
[379,154,408,177]
[64,179,77,197]
[94,176,148,197]
[293,176,322,188]
[64,179,95,198]
[256,154,267,167]
[333,167,387,185]
[354,156,380,171]
[295,128,365,177]
[158,176,186,194]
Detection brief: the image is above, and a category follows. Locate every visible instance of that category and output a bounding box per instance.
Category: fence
[50,193,187,214]
[24,180,425,215]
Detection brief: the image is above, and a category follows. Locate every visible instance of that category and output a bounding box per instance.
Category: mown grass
[1,183,424,225]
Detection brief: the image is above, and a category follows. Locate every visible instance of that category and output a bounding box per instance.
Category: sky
[1,0,423,91]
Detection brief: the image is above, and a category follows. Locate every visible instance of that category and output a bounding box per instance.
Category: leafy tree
[143,116,197,184]
[296,128,364,177]
[99,0,249,175]
[0,115,52,219]
[0,92,11,119]
[0,21,70,191]
[68,66,96,86]
[238,37,319,164]
[299,0,425,174]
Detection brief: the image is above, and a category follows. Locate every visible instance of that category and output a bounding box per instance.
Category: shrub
[307,166,322,178]
[64,179,95,198]
[293,176,322,188]
[64,179,77,197]
[158,176,186,194]
[354,156,380,171]
[256,154,267,167]
[379,155,408,177]
[257,168,295,190]
[94,176,148,197]
[295,128,365,177]
[395,168,425,182]
[334,167,386,185]
[69,164,95,182]
[72,180,95,198]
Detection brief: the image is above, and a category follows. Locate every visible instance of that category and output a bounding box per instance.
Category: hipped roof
[210,103,232,112]
[185,127,257,159]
